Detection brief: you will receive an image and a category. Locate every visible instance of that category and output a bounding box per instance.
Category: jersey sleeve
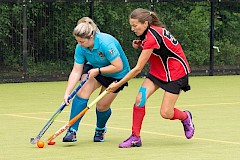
[103,43,120,62]
[74,45,85,64]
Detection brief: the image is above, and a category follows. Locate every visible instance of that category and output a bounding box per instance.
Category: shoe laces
[123,134,136,142]
[183,120,193,131]
[95,130,104,137]
[183,123,190,131]
[67,128,75,135]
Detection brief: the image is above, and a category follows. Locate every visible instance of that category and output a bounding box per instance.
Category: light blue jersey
[74,32,130,79]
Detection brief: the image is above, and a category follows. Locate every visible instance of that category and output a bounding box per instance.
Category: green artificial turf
[0,75,239,160]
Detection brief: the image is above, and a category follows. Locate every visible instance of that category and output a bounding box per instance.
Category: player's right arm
[64,62,84,105]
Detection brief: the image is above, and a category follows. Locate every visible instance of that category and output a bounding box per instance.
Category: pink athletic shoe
[119,134,142,148]
[181,111,195,139]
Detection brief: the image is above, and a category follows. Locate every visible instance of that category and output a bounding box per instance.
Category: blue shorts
[82,64,128,93]
[146,73,191,94]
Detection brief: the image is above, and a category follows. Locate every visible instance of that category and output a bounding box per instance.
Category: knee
[96,102,108,112]
[160,108,173,119]
[135,87,147,107]
[135,94,142,106]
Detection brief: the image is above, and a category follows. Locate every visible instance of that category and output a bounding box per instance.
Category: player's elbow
[134,66,143,75]
[116,64,123,72]
[118,65,123,71]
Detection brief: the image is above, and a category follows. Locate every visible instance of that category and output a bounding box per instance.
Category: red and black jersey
[140,25,190,82]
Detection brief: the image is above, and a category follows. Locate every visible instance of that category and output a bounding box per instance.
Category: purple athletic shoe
[181,111,195,139]
[119,134,142,148]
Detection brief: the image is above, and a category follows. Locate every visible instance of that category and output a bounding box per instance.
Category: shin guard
[132,105,145,137]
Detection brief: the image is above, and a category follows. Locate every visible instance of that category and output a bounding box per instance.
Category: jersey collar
[92,32,100,50]
[139,25,150,41]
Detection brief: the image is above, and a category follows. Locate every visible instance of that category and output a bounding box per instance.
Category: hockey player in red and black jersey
[109,8,195,148]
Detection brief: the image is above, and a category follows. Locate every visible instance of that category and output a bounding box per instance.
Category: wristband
[98,68,101,74]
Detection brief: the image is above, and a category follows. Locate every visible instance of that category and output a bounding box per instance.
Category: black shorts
[82,64,128,93]
[146,73,191,94]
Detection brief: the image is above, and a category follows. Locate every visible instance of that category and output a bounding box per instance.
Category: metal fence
[0,0,239,83]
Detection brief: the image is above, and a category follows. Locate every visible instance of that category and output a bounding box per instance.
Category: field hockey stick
[30,75,89,144]
[46,89,109,144]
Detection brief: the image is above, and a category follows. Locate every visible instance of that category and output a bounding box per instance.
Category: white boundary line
[1,113,240,145]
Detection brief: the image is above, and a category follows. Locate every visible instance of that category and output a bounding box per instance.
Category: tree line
[0,1,239,77]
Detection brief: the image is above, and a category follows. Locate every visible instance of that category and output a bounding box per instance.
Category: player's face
[75,36,94,49]
[129,18,148,36]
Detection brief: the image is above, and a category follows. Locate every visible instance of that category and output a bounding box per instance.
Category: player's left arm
[100,43,123,74]
[108,49,153,92]
[100,57,123,74]
[117,49,152,85]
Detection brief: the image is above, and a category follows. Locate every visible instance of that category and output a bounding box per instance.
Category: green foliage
[215,3,240,66]
[0,3,22,70]
[154,2,210,66]
[0,1,239,77]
